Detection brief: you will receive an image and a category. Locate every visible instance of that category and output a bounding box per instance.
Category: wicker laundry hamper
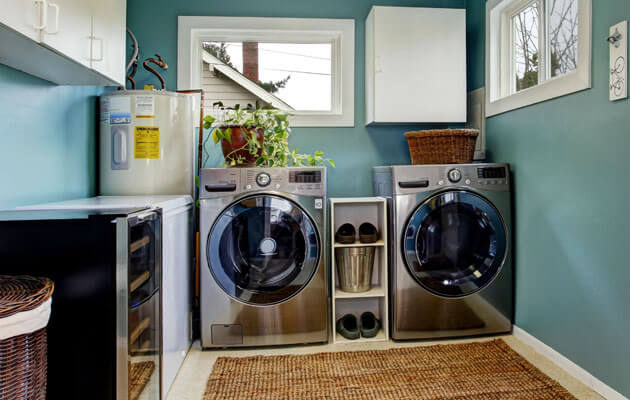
[404,129,479,164]
[0,276,54,400]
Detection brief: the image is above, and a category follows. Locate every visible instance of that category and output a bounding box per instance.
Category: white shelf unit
[330,197,389,344]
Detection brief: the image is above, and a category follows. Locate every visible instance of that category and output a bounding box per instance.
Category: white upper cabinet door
[39,0,92,67]
[365,6,467,124]
[91,0,126,86]
[0,0,46,41]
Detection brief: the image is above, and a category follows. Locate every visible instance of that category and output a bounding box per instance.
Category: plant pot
[220,125,264,167]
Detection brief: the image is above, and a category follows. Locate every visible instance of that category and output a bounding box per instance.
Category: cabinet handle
[33,0,47,30]
[90,36,104,62]
[44,2,59,34]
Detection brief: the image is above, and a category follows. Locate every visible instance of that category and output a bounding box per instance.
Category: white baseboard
[512,325,627,400]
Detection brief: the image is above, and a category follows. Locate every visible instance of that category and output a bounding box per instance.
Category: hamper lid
[0,276,54,319]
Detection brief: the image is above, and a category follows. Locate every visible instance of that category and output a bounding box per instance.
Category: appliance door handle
[398,180,430,188]
[128,210,159,227]
[205,184,237,192]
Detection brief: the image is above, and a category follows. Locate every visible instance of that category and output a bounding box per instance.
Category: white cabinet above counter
[0,0,126,86]
[365,6,467,125]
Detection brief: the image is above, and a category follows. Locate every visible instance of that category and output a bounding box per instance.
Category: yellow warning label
[134,126,159,159]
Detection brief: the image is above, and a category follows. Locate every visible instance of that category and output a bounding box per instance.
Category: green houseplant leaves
[203,102,335,168]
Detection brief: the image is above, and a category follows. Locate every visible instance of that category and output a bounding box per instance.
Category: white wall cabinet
[91,0,126,85]
[0,0,126,86]
[365,6,467,125]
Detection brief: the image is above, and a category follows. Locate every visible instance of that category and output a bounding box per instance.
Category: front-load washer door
[403,190,507,298]
[207,194,320,305]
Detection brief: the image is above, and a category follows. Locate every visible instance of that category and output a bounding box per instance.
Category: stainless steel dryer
[200,167,328,348]
[374,164,513,340]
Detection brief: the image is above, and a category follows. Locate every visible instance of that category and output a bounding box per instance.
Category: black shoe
[335,223,356,244]
[336,314,360,340]
[359,222,378,243]
[359,312,381,338]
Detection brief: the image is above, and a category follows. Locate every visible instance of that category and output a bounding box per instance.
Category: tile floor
[167,334,604,400]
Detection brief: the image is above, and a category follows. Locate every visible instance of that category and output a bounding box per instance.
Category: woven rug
[203,339,576,400]
[129,361,155,400]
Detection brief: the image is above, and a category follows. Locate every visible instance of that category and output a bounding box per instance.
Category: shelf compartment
[335,329,387,344]
[334,239,385,248]
[335,286,385,299]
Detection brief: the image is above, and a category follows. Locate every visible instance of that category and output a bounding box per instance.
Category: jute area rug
[203,339,576,400]
[129,361,155,400]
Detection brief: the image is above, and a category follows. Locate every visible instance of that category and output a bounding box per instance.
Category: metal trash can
[335,247,375,293]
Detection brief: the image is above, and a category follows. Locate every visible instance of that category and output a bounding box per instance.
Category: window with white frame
[486,0,591,116]
[178,16,354,127]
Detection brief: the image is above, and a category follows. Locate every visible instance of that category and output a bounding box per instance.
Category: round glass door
[207,194,320,305]
[402,190,507,297]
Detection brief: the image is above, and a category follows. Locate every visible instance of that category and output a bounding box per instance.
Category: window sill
[485,68,591,117]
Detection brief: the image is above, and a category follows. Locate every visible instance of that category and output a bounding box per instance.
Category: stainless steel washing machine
[200,167,328,348]
[374,164,513,340]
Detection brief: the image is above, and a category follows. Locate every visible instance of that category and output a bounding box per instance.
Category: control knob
[448,168,462,183]
[256,172,271,187]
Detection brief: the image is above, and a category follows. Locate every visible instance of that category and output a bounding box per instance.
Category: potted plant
[203,102,334,168]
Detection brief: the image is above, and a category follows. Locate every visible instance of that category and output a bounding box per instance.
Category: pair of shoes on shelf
[336,312,381,340]
[335,223,379,244]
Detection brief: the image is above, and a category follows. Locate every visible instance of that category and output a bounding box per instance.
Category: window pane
[548,0,578,78]
[512,2,540,92]
[201,41,332,112]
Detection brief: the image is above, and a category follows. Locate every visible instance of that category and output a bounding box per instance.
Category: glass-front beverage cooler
[119,211,162,400]
[0,207,163,400]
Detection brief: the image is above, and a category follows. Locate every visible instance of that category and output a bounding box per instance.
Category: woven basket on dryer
[404,129,479,164]
[0,275,54,400]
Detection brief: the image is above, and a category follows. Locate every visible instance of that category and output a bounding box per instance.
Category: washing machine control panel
[201,168,326,198]
[391,164,509,194]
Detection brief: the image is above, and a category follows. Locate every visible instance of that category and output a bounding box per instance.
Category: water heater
[100,90,195,195]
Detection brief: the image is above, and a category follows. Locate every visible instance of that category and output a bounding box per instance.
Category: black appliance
[0,208,162,400]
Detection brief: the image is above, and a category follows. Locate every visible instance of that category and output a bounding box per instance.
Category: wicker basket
[404,129,479,164]
[0,276,54,400]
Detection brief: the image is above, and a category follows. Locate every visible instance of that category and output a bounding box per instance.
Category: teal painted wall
[466,0,630,396]
[0,64,103,208]
[126,0,466,197]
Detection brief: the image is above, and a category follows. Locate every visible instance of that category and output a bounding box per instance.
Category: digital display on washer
[477,167,506,179]
[289,171,321,183]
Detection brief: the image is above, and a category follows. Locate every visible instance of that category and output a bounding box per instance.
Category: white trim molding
[485,0,592,117]
[513,325,628,400]
[178,16,355,127]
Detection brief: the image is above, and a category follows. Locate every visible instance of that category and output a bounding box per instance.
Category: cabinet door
[91,0,126,86]
[39,0,92,68]
[0,0,44,41]
[372,7,466,123]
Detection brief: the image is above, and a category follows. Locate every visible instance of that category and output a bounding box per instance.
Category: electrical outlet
[609,20,627,102]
